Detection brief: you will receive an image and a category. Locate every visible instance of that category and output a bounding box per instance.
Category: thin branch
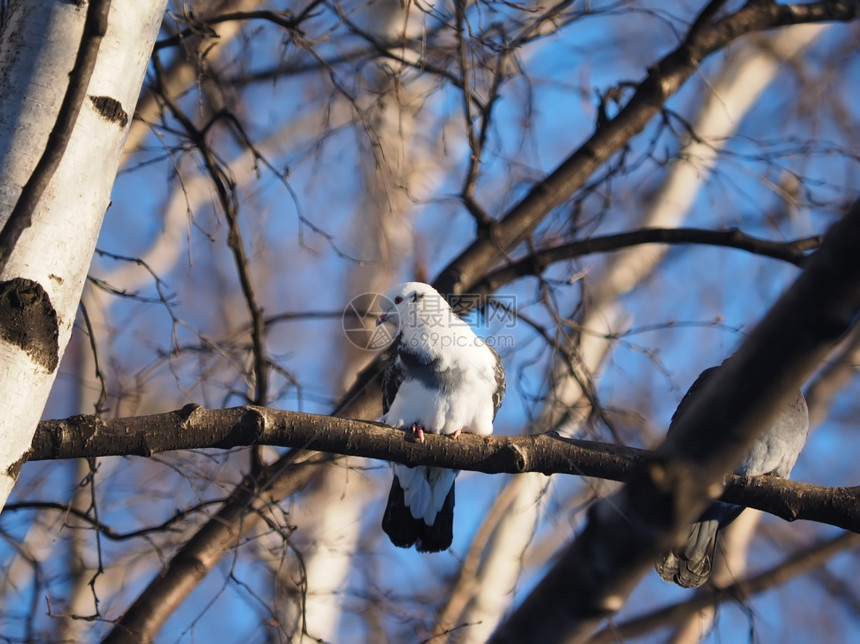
[153,8,310,51]
[77,300,108,414]
[472,227,821,295]
[455,0,494,232]
[96,4,860,640]
[1,499,228,541]
[590,531,860,643]
[100,456,324,644]
[433,0,858,296]
[152,63,269,407]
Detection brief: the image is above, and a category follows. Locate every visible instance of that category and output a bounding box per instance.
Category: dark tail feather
[416,483,455,553]
[656,519,720,588]
[382,477,455,553]
[382,476,421,548]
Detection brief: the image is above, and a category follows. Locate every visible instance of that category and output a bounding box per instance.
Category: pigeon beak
[376,312,389,327]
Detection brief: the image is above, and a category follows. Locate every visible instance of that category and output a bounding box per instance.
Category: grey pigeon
[655,364,809,587]
[376,282,506,552]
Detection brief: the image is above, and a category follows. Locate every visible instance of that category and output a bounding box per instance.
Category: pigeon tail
[656,518,720,588]
[382,475,455,552]
[392,464,457,525]
[657,498,747,588]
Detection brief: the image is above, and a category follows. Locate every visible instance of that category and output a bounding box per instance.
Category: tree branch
[334,0,859,423]
[489,196,860,643]
[433,0,858,296]
[472,227,821,296]
[153,9,308,51]
[1,499,228,541]
[99,3,860,639]
[101,456,322,644]
[22,405,860,533]
[590,531,860,644]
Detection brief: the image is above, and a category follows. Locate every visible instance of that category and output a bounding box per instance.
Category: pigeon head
[376,282,475,357]
[376,282,450,328]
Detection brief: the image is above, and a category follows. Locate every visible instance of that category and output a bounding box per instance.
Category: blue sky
[3,3,859,642]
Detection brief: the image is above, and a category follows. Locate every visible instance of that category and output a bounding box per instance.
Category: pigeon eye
[394,296,403,304]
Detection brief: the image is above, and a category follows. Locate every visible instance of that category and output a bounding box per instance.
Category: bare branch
[88,4,860,640]
[473,227,821,295]
[24,405,860,533]
[434,0,859,296]
[1,499,227,541]
[152,8,308,51]
[590,531,860,643]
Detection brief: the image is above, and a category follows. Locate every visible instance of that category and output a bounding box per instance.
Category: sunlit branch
[153,7,317,51]
[434,0,859,297]
[93,3,860,642]
[25,405,860,533]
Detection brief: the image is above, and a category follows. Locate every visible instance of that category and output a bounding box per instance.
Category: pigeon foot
[410,423,425,442]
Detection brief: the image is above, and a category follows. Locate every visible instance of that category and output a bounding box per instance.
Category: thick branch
[490,195,860,643]
[101,4,859,639]
[335,0,858,421]
[23,405,860,533]
[101,457,322,644]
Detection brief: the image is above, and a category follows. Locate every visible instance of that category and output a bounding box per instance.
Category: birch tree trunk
[0,0,166,509]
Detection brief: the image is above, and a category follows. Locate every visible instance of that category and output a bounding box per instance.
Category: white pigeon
[656,363,809,587]
[376,282,506,552]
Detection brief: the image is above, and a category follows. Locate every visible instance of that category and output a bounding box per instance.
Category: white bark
[290,464,366,642]
[0,0,167,508]
[453,473,549,644]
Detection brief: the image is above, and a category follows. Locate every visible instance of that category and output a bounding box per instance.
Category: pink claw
[450,429,462,439]
[410,424,425,442]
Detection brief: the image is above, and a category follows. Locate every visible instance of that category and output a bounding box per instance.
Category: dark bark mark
[0,278,59,371]
[90,94,128,127]
[5,454,26,479]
